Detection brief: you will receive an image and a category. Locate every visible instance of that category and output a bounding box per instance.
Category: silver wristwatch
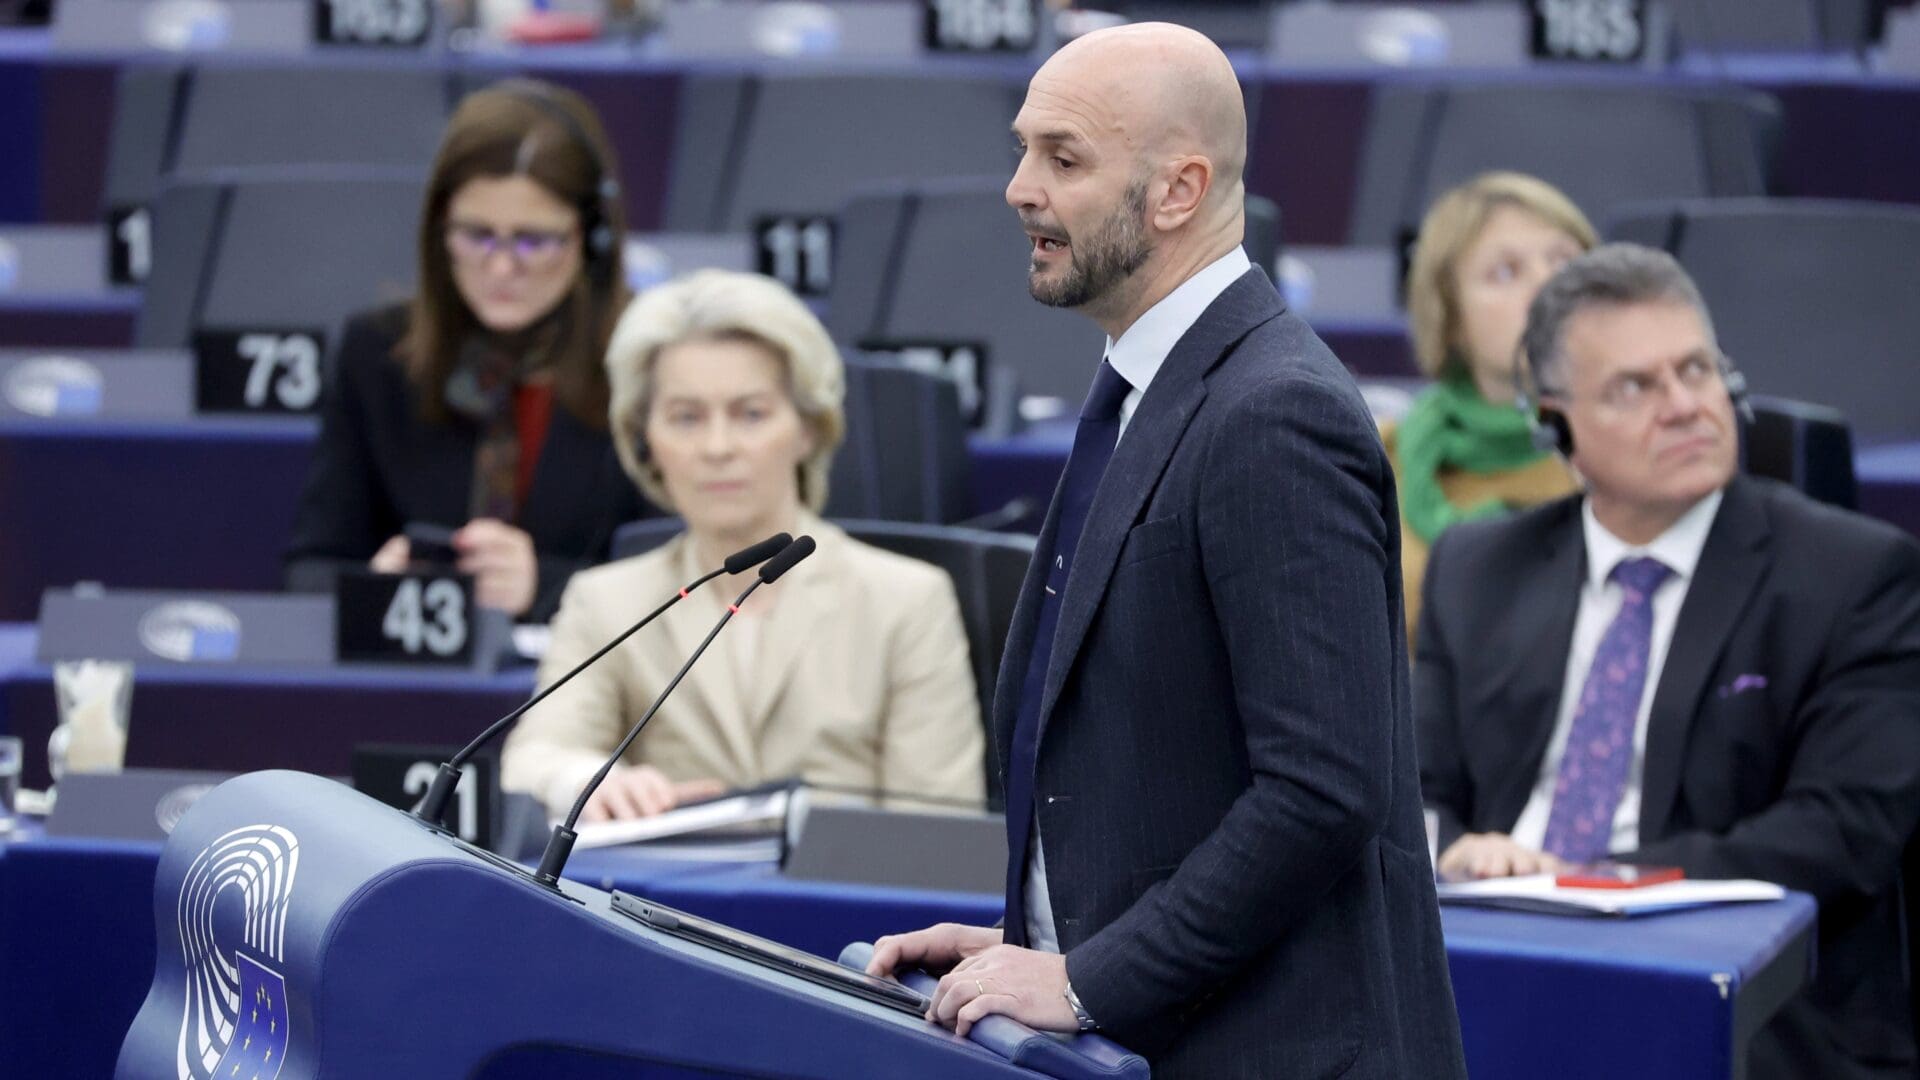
[1063,979,1097,1032]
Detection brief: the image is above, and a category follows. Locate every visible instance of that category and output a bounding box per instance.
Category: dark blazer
[1418,475,1920,1079]
[284,305,647,622]
[999,268,1467,1079]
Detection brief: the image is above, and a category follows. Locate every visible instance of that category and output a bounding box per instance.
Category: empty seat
[103,64,456,214]
[1607,197,1920,440]
[1663,0,1880,54]
[135,170,420,353]
[828,177,1282,421]
[661,73,1025,233]
[1350,83,1778,246]
[831,356,973,524]
[1746,395,1859,509]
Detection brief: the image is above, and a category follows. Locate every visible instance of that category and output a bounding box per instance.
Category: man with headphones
[1416,243,1920,1080]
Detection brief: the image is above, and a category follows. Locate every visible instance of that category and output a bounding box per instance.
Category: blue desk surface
[0,828,1816,1080]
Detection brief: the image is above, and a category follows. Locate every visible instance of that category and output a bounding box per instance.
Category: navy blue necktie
[1002,358,1132,947]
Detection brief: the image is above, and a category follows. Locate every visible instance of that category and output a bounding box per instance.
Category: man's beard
[1026,179,1153,310]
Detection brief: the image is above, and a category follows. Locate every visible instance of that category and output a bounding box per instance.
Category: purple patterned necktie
[1541,555,1673,864]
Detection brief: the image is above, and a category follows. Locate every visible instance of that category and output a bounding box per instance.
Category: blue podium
[114,771,1139,1079]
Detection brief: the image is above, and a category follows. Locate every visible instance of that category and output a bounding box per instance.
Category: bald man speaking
[868,24,1466,1077]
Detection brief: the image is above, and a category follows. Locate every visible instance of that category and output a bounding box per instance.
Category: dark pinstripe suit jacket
[997,268,1467,1078]
[1419,477,1920,1079]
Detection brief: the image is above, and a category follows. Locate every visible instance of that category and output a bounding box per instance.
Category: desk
[0,623,534,788]
[0,827,1814,1080]
[0,415,316,619]
[10,418,1920,625]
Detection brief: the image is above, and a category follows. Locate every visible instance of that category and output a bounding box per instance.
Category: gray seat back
[662,73,1024,233]
[136,170,420,351]
[1663,0,1877,53]
[1607,197,1920,441]
[103,64,456,211]
[1351,83,1779,246]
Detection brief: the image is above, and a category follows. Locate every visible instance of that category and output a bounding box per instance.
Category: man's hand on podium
[867,924,1078,1037]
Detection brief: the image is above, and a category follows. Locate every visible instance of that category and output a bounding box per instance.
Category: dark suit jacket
[284,305,647,622]
[998,268,1467,1079]
[1418,475,1920,1079]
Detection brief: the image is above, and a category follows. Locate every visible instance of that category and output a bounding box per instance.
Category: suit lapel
[991,491,1063,757]
[1035,270,1281,741]
[1484,502,1586,829]
[1639,479,1771,839]
[659,539,758,776]
[742,523,840,741]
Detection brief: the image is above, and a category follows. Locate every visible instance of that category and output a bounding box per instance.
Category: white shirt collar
[1102,247,1253,396]
[1580,487,1725,591]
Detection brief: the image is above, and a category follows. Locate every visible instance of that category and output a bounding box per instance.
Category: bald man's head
[1037,23,1247,200]
[1007,23,1249,327]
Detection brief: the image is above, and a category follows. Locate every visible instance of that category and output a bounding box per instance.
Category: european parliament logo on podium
[175,824,299,1080]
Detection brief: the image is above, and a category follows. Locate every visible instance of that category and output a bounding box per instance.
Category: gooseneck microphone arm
[411,532,792,828]
[531,535,817,888]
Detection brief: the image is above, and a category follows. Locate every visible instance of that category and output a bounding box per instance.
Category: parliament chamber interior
[4,0,1920,1076]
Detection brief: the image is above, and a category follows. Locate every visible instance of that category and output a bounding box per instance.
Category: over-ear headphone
[1512,342,1754,458]
[497,82,621,290]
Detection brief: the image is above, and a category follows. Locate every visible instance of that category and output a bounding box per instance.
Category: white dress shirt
[1510,488,1725,856]
[1024,246,1253,953]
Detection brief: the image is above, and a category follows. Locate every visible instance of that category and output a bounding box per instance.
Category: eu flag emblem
[212,953,288,1080]
[191,626,240,662]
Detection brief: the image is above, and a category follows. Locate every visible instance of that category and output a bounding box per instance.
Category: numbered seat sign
[193,329,326,414]
[924,0,1038,53]
[336,570,476,666]
[1529,0,1647,63]
[314,0,433,47]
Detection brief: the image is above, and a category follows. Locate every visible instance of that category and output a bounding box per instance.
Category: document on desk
[1437,874,1786,917]
[571,789,790,851]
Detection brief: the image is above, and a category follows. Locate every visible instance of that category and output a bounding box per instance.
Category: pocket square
[1717,674,1768,698]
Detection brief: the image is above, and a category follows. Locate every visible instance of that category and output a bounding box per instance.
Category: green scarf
[1396,374,1551,544]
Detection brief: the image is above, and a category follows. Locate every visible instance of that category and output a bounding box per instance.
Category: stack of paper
[1436,874,1785,917]
[571,789,791,852]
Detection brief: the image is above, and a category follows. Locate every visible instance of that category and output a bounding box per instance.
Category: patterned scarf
[1396,373,1553,544]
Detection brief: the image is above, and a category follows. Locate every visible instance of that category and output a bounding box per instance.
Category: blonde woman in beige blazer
[502,270,984,819]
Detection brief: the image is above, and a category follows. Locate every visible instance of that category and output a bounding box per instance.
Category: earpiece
[1510,343,1753,461]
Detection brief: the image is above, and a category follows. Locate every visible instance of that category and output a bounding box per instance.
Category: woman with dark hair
[286,78,649,621]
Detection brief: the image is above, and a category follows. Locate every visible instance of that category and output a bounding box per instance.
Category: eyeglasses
[1543,352,1728,416]
[443,221,577,270]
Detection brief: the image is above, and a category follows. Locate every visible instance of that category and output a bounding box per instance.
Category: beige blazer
[502,518,986,814]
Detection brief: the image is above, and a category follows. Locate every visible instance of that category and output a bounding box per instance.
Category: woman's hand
[370,534,411,573]
[580,763,727,822]
[453,518,538,616]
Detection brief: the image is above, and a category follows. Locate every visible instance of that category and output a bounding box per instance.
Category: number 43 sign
[336,570,476,667]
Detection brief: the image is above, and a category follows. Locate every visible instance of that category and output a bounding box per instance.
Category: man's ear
[1152,157,1213,232]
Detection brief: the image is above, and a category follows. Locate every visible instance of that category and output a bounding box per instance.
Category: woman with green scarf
[1383,173,1597,640]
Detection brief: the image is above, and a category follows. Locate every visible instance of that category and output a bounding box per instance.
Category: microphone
[531,535,817,887]
[411,532,792,827]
